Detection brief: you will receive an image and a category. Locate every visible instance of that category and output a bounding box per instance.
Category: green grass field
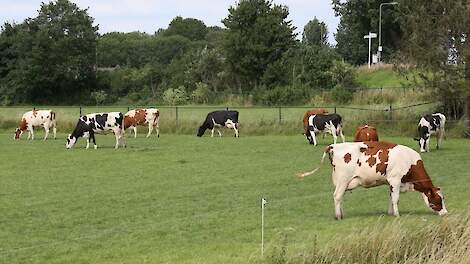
[1,131,469,263]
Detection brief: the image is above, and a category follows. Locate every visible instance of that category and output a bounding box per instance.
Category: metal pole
[379,4,383,63]
[368,32,372,68]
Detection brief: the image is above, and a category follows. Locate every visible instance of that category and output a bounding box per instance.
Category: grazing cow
[415,113,446,152]
[66,112,125,149]
[302,108,329,134]
[354,125,379,142]
[297,142,447,219]
[124,108,160,138]
[197,110,239,137]
[304,113,345,146]
[14,110,57,140]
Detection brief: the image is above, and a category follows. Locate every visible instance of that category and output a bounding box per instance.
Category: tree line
[0,0,468,120]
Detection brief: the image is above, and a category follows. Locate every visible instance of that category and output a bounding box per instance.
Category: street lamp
[378,2,398,64]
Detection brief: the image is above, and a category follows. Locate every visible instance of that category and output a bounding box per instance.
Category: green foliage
[333,0,402,65]
[254,85,306,106]
[331,85,354,104]
[302,17,328,46]
[191,82,211,104]
[222,0,296,90]
[163,86,188,105]
[161,16,208,41]
[0,0,98,104]
[90,90,107,105]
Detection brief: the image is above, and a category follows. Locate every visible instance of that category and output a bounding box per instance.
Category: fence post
[278,106,282,124]
[79,106,82,116]
[127,106,130,111]
[334,107,337,114]
[33,107,36,111]
[175,106,179,129]
[226,107,229,111]
[389,104,393,121]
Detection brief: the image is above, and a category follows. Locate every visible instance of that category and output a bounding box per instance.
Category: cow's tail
[296,146,331,179]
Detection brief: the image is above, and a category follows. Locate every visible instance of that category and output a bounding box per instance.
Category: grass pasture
[1,132,469,263]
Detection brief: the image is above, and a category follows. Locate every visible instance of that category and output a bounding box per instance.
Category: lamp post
[378,2,398,63]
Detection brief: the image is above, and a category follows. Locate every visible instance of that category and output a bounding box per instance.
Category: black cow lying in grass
[197,110,239,137]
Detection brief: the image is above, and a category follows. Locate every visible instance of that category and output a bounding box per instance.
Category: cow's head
[421,187,447,216]
[65,134,77,149]
[14,128,23,140]
[197,121,210,137]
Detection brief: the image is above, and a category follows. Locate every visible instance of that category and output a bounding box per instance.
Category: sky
[0,0,340,43]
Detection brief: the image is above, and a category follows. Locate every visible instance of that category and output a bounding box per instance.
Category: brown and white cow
[124,108,160,138]
[303,108,329,134]
[14,110,57,140]
[297,142,447,219]
[354,125,379,142]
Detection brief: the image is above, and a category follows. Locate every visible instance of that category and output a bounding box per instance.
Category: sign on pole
[364,32,377,68]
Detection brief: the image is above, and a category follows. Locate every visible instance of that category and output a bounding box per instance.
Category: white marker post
[364,32,377,68]
[261,197,267,256]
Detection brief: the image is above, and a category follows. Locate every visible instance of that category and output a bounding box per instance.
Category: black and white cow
[66,112,126,149]
[304,113,345,146]
[415,113,446,153]
[197,110,239,137]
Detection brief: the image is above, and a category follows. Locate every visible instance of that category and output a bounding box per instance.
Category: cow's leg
[114,131,120,149]
[217,129,222,137]
[389,182,401,217]
[234,126,239,138]
[309,131,317,146]
[29,126,34,140]
[425,138,430,152]
[331,126,338,144]
[333,182,348,220]
[133,127,137,138]
[437,129,444,150]
[43,127,50,141]
[338,125,346,143]
[53,125,57,139]
[156,124,160,138]
[90,131,97,149]
[211,128,215,137]
[346,177,361,190]
[27,129,31,140]
[146,123,153,138]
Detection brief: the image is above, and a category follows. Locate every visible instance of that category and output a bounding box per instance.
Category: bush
[191,82,211,104]
[331,85,353,104]
[90,90,107,105]
[163,86,188,105]
[255,85,306,106]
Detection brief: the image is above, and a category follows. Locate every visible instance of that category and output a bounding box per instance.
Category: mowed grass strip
[0,133,469,263]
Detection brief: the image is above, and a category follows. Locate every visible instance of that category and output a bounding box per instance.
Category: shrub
[331,85,353,104]
[163,86,188,105]
[255,85,306,106]
[90,90,107,105]
[191,82,211,104]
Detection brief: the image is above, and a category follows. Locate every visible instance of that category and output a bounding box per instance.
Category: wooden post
[80,106,82,116]
[175,106,179,129]
[389,104,393,121]
[278,107,282,124]
[334,107,337,114]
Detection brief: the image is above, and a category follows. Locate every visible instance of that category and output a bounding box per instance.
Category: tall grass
[264,215,470,264]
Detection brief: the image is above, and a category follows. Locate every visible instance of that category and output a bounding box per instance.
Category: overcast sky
[0,0,340,44]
